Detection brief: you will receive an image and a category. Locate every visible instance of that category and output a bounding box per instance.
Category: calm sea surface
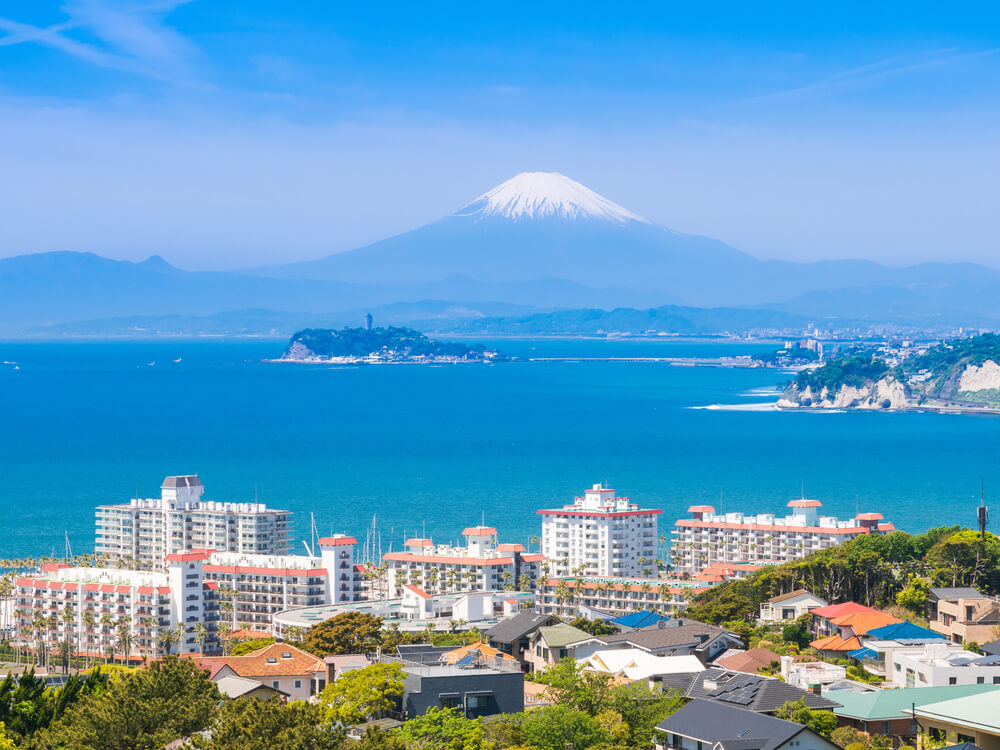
[0,337,996,560]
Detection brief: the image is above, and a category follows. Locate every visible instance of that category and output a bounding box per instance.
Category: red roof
[318,536,357,546]
[41,563,71,572]
[687,505,716,513]
[855,513,884,521]
[384,552,514,566]
[520,553,545,562]
[165,551,210,563]
[537,509,662,518]
[203,564,328,577]
[403,584,432,599]
[674,519,890,534]
[788,499,823,508]
[810,601,881,619]
[496,543,526,552]
[462,527,497,536]
[405,538,433,546]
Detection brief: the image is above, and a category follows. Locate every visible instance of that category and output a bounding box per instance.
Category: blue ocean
[0,337,996,561]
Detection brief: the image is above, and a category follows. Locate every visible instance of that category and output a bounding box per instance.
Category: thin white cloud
[0,0,198,82]
[749,48,1000,104]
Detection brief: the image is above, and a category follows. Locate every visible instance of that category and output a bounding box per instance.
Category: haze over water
[1,337,996,561]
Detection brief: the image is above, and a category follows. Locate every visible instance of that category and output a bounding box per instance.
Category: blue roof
[610,610,672,629]
[866,621,947,641]
[848,647,878,660]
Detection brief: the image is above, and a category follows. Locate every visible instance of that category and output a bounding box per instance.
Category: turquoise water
[0,337,996,560]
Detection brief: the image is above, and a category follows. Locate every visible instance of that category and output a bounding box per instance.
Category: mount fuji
[256,171,999,311]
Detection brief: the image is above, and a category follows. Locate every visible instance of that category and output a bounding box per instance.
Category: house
[928,588,1000,646]
[584,649,705,681]
[832,685,1000,744]
[214,675,288,701]
[810,602,882,636]
[390,649,524,719]
[441,642,519,666]
[886,643,1000,689]
[908,689,1000,749]
[192,642,327,701]
[715,647,782,674]
[657,667,841,714]
[568,620,743,663]
[654,698,841,750]
[810,612,901,657]
[847,622,949,678]
[983,639,1000,657]
[483,610,559,668]
[525,623,590,671]
[759,591,828,623]
[324,654,371,682]
[609,610,673,631]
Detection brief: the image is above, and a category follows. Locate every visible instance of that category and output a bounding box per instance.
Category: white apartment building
[382,526,543,597]
[537,576,708,619]
[15,535,360,659]
[539,484,661,578]
[15,557,221,660]
[671,499,894,578]
[95,475,292,566]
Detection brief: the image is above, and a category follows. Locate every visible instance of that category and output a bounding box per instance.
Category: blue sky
[1,1,999,270]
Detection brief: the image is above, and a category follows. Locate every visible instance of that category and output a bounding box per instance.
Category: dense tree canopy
[301,612,385,657]
[319,663,405,726]
[190,698,343,750]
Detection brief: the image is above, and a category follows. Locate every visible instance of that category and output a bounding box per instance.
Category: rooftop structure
[657,667,841,714]
[567,619,743,664]
[539,483,661,578]
[671,499,894,578]
[886,642,1000,688]
[95,475,292,566]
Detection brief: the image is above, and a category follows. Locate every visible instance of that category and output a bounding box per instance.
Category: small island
[778,333,1000,412]
[276,326,507,364]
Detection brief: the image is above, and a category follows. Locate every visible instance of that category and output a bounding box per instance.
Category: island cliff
[779,334,1000,411]
[280,326,504,363]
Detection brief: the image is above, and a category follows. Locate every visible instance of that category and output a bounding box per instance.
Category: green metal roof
[536,623,590,648]
[832,684,1000,720]
[915,690,1000,731]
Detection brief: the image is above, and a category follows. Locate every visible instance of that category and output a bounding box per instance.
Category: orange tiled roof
[193,643,324,679]
[442,642,517,664]
[830,612,900,634]
[810,633,863,651]
[810,601,881,619]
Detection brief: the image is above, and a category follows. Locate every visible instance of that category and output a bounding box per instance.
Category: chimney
[703,679,718,691]
[658,619,667,629]
[809,683,822,695]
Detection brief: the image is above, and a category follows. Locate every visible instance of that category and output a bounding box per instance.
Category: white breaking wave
[455,172,649,224]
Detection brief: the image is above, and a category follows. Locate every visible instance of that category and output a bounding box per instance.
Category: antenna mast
[979,479,989,540]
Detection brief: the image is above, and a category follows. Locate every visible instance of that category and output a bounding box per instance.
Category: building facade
[671,499,894,578]
[382,526,543,598]
[95,475,292,566]
[537,575,708,619]
[539,484,661,578]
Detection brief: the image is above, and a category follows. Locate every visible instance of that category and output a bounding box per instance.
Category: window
[272,681,279,689]
[949,677,957,685]
[994,676,1000,685]
[440,696,460,709]
[958,735,975,744]
[977,676,985,684]
[294,680,302,689]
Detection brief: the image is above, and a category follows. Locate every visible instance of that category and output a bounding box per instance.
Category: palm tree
[100,613,114,663]
[57,640,72,674]
[61,606,75,661]
[192,621,208,654]
[530,535,539,552]
[286,625,304,643]
[81,611,96,668]
[116,621,133,664]
[518,573,532,593]
[216,622,233,655]
[157,626,179,657]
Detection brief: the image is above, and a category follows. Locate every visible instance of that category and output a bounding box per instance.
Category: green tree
[517,704,611,750]
[532,658,613,716]
[569,617,616,636]
[318,662,404,726]
[230,637,276,656]
[773,698,838,738]
[831,726,868,748]
[0,722,15,750]
[301,612,383,657]
[396,706,487,750]
[190,698,343,750]
[895,575,931,613]
[926,530,1000,589]
[34,655,221,750]
[781,622,810,650]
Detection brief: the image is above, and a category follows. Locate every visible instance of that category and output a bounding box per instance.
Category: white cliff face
[781,377,908,409]
[958,360,1000,393]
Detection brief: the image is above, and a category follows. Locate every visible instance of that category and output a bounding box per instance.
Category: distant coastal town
[6,473,1000,748]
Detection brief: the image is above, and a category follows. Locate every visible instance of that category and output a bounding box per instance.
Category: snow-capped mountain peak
[455,172,650,224]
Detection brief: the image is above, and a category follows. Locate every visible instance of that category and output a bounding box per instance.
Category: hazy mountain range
[4,171,1000,336]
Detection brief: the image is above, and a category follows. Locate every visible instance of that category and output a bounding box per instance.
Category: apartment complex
[537,575,708,619]
[15,558,221,660]
[382,526,543,597]
[539,484,661,578]
[671,499,894,578]
[95,475,292,566]
[15,535,360,659]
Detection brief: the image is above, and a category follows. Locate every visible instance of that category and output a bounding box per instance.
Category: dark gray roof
[982,639,1000,656]
[941,743,984,750]
[483,611,558,644]
[656,699,812,750]
[657,667,840,713]
[929,587,986,601]
[569,620,737,651]
[161,475,202,488]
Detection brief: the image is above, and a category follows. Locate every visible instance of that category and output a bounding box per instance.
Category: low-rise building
[537,576,708,619]
[387,648,524,719]
[658,667,841,714]
[194,642,328,701]
[567,620,742,664]
[538,484,661,578]
[483,611,559,668]
[909,689,1000,749]
[759,590,828,623]
[524,623,590,671]
[832,685,1000,743]
[95,475,292,566]
[671,500,894,578]
[810,611,901,657]
[383,527,543,597]
[716,647,783,675]
[887,642,1000,689]
[655,699,840,750]
[584,650,705,682]
[928,588,1000,646]
[810,601,882,636]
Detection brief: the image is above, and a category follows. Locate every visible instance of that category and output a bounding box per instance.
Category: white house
[585,649,705,682]
[887,642,1000,688]
[758,590,828,623]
